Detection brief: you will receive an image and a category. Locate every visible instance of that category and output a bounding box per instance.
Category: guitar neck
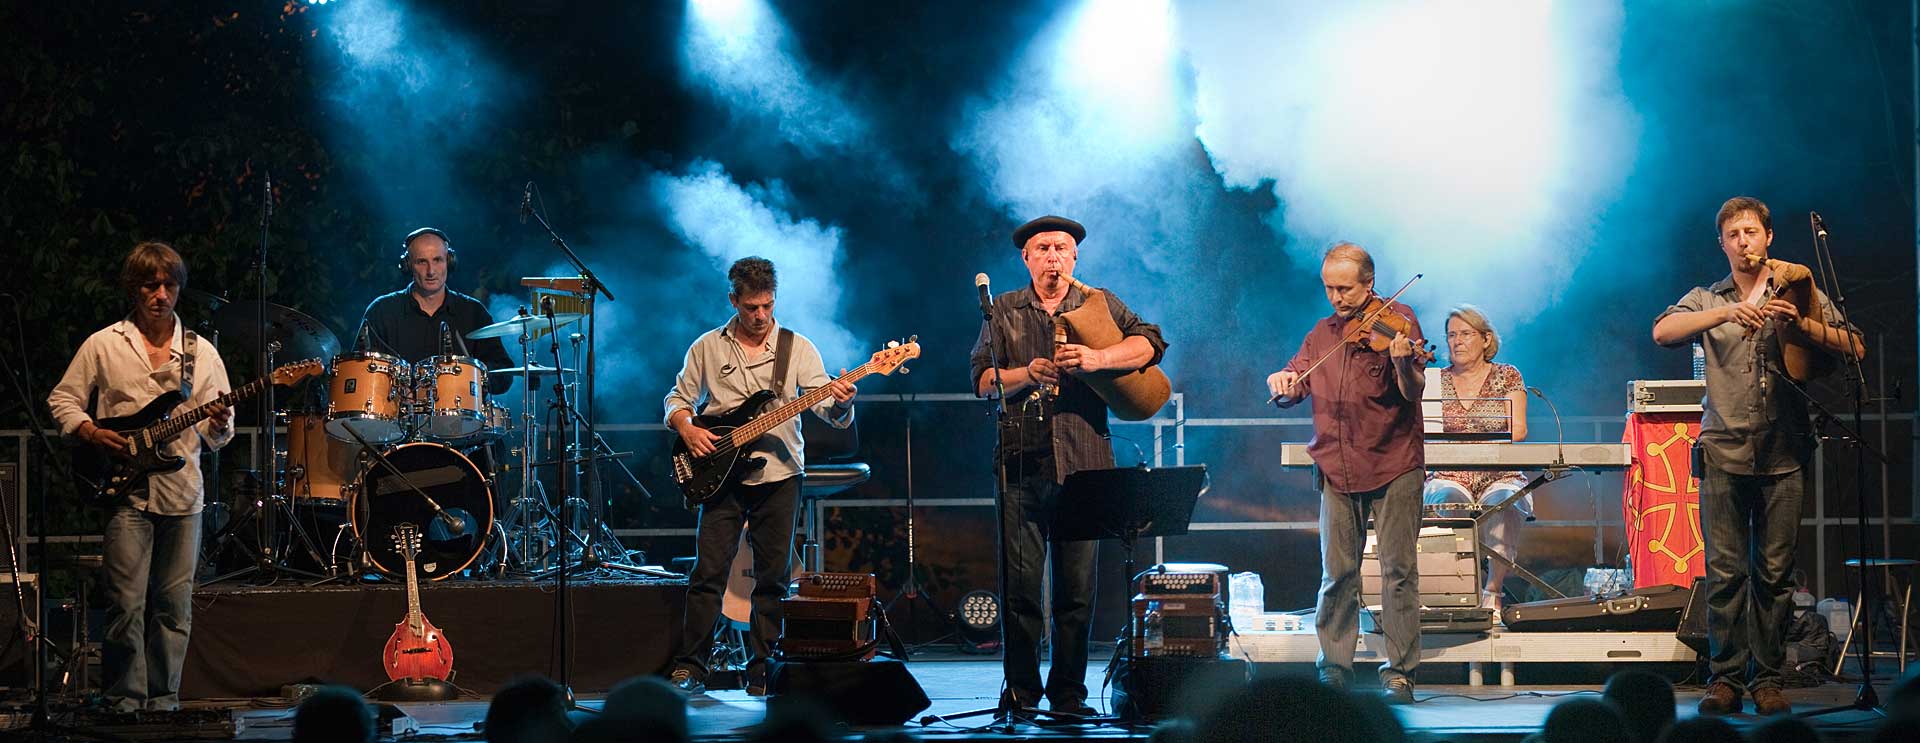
[728,360,877,446]
[404,557,423,625]
[148,376,269,440]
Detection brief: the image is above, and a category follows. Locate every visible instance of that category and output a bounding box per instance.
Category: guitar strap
[770,328,795,400]
[181,330,198,402]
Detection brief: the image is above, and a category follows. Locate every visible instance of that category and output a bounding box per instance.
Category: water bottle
[1818,598,1852,642]
[1229,572,1265,623]
[1691,342,1706,380]
[1141,605,1165,654]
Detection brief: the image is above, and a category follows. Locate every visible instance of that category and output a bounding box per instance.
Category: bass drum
[350,443,494,581]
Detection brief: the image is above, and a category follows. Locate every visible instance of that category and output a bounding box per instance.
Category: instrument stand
[197,468,335,586]
[881,414,950,652]
[1472,466,1575,600]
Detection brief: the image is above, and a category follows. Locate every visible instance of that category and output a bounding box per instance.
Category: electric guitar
[74,359,323,507]
[670,339,920,509]
[383,523,455,682]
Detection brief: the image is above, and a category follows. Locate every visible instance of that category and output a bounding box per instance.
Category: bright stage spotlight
[954,590,1002,654]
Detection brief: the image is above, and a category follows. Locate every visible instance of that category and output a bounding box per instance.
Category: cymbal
[178,287,230,314]
[492,363,577,378]
[467,312,584,340]
[211,301,341,362]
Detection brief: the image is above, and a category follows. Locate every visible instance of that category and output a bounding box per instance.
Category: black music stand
[924,465,1206,729]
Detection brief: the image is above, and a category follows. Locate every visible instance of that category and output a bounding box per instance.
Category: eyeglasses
[1444,331,1484,340]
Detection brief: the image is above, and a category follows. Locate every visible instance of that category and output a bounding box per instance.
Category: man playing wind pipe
[1651,196,1863,716]
[968,215,1166,716]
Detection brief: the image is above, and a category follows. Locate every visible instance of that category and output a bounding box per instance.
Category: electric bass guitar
[670,339,920,509]
[74,359,323,507]
[383,523,455,682]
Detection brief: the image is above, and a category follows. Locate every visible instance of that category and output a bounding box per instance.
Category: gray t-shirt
[1656,274,1851,476]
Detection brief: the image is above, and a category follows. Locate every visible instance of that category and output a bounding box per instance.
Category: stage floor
[193,656,1895,742]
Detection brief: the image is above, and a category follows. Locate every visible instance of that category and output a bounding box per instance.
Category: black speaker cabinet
[1676,577,1710,656]
[766,660,929,726]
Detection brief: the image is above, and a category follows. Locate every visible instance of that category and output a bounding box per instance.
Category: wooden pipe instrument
[1742,254,1837,382]
[1054,277,1172,420]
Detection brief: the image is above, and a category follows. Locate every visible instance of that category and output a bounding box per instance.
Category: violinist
[1264,242,1427,705]
[1652,196,1863,717]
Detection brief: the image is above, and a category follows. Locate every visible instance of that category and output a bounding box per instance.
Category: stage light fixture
[955,590,1001,654]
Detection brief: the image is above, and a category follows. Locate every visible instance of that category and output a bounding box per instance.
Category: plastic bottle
[1818,598,1852,642]
[1692,342,1706,380]
[1229,572,1265,623]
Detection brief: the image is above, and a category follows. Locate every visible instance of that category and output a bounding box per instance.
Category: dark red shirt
[1282,305,1427,493]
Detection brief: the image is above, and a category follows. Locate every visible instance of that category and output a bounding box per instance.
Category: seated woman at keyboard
[1424,305,1529,611]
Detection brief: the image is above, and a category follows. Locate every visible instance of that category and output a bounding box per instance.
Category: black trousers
[673,476,799,678]
[999,460,1098,706]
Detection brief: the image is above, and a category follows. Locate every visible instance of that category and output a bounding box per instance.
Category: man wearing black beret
[967,215,1168,717]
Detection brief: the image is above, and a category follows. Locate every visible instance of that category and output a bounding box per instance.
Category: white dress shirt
[48,316,234,515]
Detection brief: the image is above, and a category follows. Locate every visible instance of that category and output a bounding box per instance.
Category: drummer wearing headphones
[353,227,513,395]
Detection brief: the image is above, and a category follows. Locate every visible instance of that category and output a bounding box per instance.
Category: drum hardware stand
[199,401,335,586]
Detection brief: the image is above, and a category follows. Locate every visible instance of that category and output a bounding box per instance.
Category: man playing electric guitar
[47,242,234,713]
[662,256,855,695]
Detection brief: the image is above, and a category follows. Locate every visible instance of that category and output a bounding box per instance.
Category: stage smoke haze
[650,161,860,373]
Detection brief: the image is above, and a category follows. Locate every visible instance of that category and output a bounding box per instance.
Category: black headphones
[397,227,458,277]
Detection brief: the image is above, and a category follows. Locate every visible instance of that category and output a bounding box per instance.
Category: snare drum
[416,355,488,441]
[327,352,410,443]
[287,413,363,504]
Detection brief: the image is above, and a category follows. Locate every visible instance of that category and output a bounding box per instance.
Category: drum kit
[198,285,659,585]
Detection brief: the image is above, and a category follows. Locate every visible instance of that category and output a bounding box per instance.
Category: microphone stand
[929,283,1058,729]
[1472,387,1575,600]
[1773,214,1895,719]
[522,187,616,709]
[0,295,85,738]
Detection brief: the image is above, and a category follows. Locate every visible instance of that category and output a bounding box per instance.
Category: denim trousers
[1317,468,1423,683]
[1699,462,1806,692]
[102,507,201,712]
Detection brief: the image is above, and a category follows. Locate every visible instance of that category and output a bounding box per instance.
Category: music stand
[1044,465,1209,727]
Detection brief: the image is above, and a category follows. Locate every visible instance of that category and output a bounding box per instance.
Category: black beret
[1011,215,1086,250]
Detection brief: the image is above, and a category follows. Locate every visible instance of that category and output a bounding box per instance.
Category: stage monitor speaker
[766,659,929,726]
[1109,655,1251,722]
[0,572,39,690]
[1676,577,1709,656]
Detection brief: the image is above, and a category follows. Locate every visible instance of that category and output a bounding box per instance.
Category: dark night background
[2,1,1915,642]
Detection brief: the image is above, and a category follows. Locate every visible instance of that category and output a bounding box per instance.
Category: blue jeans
[1698,462,1806,692]
[103,507,200,712]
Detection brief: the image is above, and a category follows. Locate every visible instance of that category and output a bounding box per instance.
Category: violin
[1342,295,1437,366]
[1270,275,1434,406]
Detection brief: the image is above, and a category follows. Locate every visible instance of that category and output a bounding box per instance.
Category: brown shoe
[1696,682,1742,715]
[1752,687,1791,716]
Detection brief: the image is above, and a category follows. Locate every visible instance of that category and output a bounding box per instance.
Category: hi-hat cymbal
[467,312,584,340]
[211,301,341,362]
[492,363,577,378]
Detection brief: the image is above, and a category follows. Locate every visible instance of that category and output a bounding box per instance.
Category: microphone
[520,182,534,224]
[974,273,993,319]
[439,321,452,355]
[1810,211,1828,239]
[356,323,372,352]
[1527,386,1567,468]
